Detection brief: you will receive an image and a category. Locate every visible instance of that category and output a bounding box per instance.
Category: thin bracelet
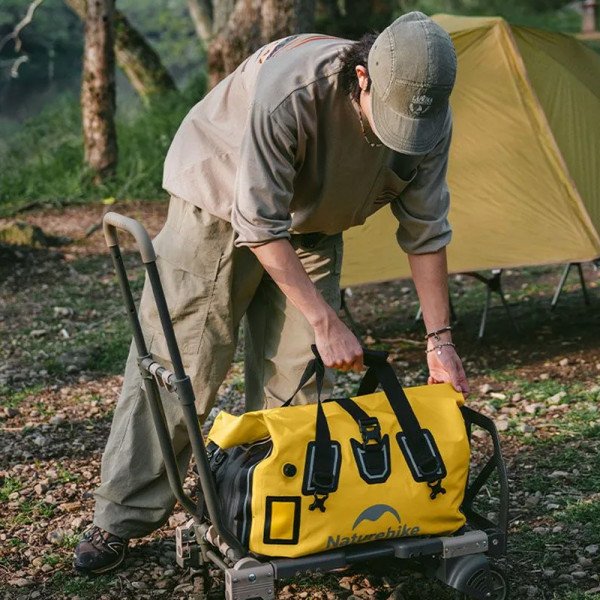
[424,325,452,341]
[426,342,456,355]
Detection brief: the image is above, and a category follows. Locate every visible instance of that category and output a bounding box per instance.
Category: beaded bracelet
[426,342,456,355]
[424,325,452,341]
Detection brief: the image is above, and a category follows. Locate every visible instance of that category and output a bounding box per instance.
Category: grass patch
[560,499,600,541]
[48,572,114,598]
[0,77,205,216]
[0,477,22,501]
[0,384,45,408]
[12,500,56,525]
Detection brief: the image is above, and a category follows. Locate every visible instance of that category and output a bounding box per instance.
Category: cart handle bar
[103,211,157,264]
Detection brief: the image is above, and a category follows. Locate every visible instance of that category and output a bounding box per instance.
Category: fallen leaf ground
[1,201,599,600]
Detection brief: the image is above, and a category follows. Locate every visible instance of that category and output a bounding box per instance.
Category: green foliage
[0,477,22,502]
[0,76,205,215]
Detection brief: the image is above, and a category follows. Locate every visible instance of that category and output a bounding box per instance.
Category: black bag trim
[350,434,391,484]
[302,441,341,495]
[263,496,301,545]
[396,429,447,482]
[330,397,391,485]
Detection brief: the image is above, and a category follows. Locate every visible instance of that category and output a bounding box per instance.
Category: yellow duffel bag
[206,348,470,558]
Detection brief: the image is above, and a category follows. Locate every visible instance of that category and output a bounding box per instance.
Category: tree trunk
[82,0,117,181]
[65,0,177,102]
[187,0,214,43]
[207,0,314,89]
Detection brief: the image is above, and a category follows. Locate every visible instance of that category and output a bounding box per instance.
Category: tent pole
[550,262,591,310]
[462,270,519,340]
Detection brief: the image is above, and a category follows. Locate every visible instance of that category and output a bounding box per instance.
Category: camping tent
[341,15,600,287]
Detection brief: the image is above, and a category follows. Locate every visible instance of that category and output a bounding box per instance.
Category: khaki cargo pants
[93,196,343,538]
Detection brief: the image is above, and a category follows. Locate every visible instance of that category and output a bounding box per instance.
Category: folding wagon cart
[102,212,510,600]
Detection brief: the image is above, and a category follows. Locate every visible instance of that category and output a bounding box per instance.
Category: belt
[292,232,329,250]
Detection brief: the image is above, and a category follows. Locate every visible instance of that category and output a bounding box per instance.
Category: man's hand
[426,344,469,395]
[313,308,363,372]
[250,239,363,372]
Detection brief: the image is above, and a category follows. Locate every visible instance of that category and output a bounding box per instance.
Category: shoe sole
[74,550,126,575]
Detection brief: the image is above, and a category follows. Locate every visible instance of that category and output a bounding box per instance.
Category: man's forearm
[408,248,451,338]
[249,239,336,328]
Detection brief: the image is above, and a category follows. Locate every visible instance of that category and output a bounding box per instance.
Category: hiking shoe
[73,526,128,574]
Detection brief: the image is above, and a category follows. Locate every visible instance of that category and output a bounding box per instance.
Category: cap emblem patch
[409,94,433,116]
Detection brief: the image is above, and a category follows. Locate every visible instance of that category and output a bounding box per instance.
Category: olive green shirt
[163,34,452,253]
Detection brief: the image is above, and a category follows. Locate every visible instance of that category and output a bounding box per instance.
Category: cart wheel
[455,566,509,600]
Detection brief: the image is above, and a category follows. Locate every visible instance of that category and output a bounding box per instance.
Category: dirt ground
[1,201,599,600]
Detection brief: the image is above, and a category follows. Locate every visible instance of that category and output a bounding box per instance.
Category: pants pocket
[140,255,216,358]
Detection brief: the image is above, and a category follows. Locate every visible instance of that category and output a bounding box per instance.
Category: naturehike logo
[326,504,421,549]
[409,94,433,116]
[352,504,400,529]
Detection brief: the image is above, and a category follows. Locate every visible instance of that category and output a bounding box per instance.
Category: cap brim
[371,86,448,155]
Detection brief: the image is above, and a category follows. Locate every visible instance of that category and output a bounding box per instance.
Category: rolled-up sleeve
[391,114,453,254]
[231,100,297,248]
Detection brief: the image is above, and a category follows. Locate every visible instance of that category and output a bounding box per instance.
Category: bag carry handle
[286,346,443,485]
[358,350,443,482]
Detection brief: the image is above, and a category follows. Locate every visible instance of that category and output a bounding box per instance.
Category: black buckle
[428,479,447,500]
[359,417,382,449]
[309,493,329,512]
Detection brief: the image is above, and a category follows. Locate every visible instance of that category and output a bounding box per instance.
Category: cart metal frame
[103,212,510,600]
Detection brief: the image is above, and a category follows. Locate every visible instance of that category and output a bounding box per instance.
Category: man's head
[341,12,457,155]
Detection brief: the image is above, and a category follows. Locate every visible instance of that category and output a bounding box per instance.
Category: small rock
[31,557,44,568]
[8,491,20,501]
[552,525,563,533]
[557,574,573,583]
[479,383,493,395]
[526,586,539,597]
[47,528,66,545]
[543,569,556,578]
[41,563,53,573]
[549,470,570,479]
[131,582,148,590]
[548,391,567,405]
[585,544,599,556]
[518,423,536,433]
[50,414,65,425]
[53,306,73,318]
[546,503,560,510]
[8,578,32,587]
[578,557,593,567]
[558,358,569,367]
[539,373,550,380]
[533,526,549,534]
[59,328,70,339]
[30,329,47,338]
[66,364,79,374]
[572,571,587,579]
[495,420,509,432]
[71,516,85,529]
[490,392,506,400]
[32,435,47,447]
[512,392,522,402]
[34,483,48,495]
[525,494,541,507]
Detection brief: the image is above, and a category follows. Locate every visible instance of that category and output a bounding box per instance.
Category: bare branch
[0,0,45,54]
[10,55,30,78]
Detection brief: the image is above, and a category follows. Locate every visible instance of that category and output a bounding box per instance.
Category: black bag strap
[280,348,335,506]
[358,349,441,481]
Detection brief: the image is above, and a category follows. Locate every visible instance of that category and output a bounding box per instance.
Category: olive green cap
[368,12,457,155]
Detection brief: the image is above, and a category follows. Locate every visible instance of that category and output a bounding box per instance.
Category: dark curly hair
[338,33,379,102]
